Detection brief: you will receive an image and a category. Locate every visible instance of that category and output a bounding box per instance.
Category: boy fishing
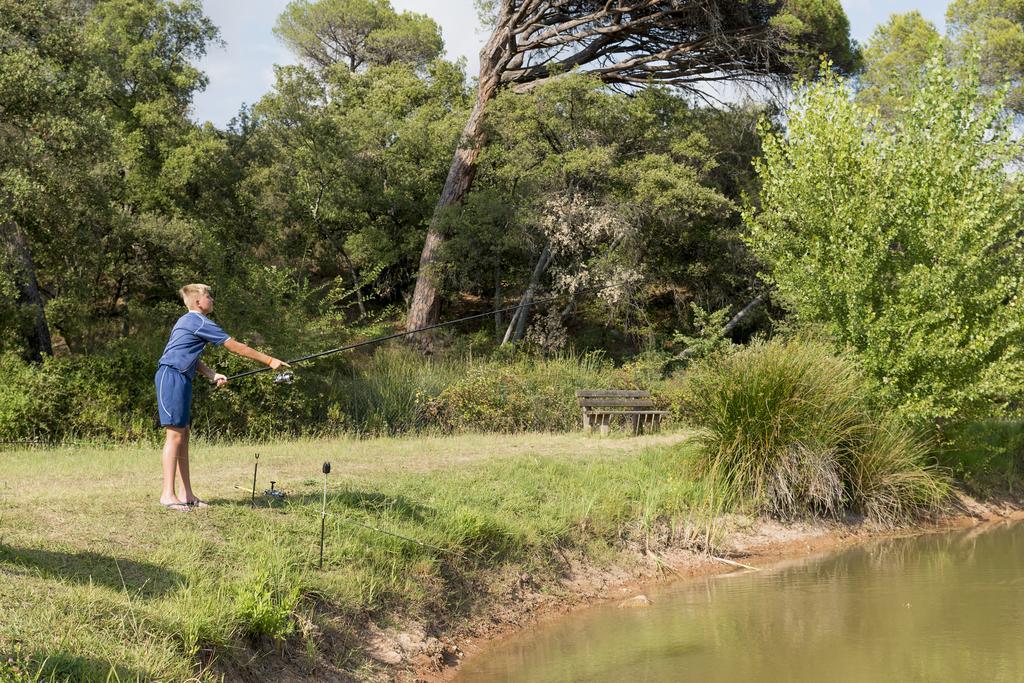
[156,284,288,511]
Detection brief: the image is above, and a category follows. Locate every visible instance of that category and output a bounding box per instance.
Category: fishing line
[323,509,475,561]
[221,282,630,565]
[236,461,477,562]
[226,281,626,381]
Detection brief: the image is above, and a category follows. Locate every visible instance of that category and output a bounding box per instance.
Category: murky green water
[455,522,1024,682]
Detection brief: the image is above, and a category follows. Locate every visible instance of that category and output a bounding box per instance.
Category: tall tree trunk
[338,248,367,317]
[676,294,766,360]
[722,293,766,337]
[502,244,551,345]
[404,0,825,332]
[406,18,514,332]
[1,219,52,361]
[406,86,496,331]
[494,263,503,342]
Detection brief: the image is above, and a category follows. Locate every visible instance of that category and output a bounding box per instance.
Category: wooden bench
[576,390,669,436]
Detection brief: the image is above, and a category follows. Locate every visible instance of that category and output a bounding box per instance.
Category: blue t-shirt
[157,311,231,380]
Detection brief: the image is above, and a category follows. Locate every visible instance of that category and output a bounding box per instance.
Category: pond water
[454,521,1024,682]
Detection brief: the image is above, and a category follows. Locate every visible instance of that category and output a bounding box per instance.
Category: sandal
[186,498,209,508]
[161,501,192,512]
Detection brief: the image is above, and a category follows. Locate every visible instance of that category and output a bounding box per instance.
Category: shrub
[191,348,336,439]
[938,419,1024,493]
[334,345,456,436]
[426,351,622,433]
[0,349,153,442]
[747,58,1024,423]
[684,338,949,525]
[0,342,677,442]
[848,416,950,527]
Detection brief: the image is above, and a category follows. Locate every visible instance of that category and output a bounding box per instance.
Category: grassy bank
[2,341,1013,681]
[0,431,697,681]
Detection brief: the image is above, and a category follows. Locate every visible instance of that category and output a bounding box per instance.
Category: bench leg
[600,414,610,437]
[582,410,591,434]
[631,414,640,436]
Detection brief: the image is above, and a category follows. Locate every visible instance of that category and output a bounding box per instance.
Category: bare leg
[161,427,187,506]
[176,428,207,507]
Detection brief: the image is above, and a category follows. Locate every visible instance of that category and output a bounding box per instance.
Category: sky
[191,1,950,128]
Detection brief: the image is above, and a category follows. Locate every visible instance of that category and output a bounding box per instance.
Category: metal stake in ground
[251,453,259,507]
[320,462,330,570]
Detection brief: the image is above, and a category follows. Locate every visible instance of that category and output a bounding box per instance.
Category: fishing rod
[226,282,623,382]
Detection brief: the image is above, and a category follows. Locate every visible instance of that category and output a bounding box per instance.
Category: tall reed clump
[683,339,949,526]
[336,345,458,436]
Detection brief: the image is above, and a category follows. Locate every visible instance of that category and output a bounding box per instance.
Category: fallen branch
[645,549,683,577]
[711,555,761,571]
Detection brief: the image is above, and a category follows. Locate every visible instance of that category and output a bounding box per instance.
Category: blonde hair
[179,283,212,306]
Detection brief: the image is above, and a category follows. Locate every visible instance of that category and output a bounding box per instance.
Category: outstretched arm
[223,338,289,370]
[196,360,228,387]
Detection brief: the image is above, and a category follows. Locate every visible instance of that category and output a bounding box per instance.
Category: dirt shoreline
[368,493,1024,682]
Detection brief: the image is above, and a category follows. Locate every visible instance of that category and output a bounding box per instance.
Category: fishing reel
[264,480,287,499]
[273,370,295,384]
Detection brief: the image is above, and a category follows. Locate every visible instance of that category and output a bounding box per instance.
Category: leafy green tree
[70,0,218,347]
[857,11,942,114]
[405,0,859,332]
[947,0,1024,111]
[274,0,443,72]
[772,0,862,74]
[859,2,1024,115]
[747,58,1024,423]
[243,60,469,319]
[0,0,221,355]
[446,75,751,345]
[0,0,109,358]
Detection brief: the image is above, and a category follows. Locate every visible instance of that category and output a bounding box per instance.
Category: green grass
[0,431,697,681]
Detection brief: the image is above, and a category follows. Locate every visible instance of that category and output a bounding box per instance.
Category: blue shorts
[155,365,193,428]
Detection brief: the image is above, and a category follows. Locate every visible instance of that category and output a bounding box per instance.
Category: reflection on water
[454,522,1024,683]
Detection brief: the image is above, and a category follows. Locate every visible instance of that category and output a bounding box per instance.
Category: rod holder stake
[320,462,331,570]
[251,453,259,507]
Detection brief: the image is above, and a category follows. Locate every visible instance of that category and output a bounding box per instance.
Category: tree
[75,0,218,346]
[0,0,221,355]
[858,2,1024,116]
[947,0,1024,112]
[0,0,100,358]
[405,0,858,332]
[747,58,1024,423]
[274,0,443,72]
[856,11,942,114]
[438,74,770,350]
[242,60,469,320]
